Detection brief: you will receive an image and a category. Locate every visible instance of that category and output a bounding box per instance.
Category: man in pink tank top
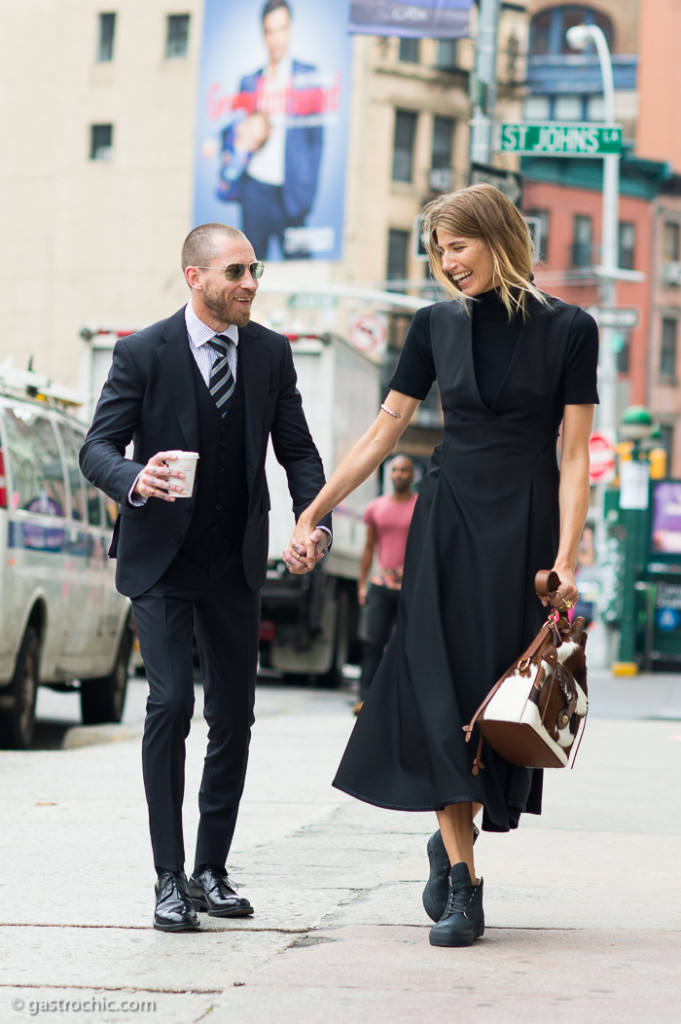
[355,455,417,714]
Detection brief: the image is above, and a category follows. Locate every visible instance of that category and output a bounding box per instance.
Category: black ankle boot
[429,862,484,947]
[422,826,480,923]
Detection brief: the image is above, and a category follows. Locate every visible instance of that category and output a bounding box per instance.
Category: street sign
[586,306,639,330]
[349,312,388,355]
[499,122,622,156]
[470,162,522,206]
[588,431,616,485]
[287,293,338,311]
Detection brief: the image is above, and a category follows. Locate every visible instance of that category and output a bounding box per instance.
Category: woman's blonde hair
[422,183,550,319]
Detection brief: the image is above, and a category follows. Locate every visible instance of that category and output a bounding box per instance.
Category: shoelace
[445,883,477,919]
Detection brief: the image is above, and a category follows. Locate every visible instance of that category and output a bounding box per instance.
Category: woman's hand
[540,564,578,610]
[283,523,327,574]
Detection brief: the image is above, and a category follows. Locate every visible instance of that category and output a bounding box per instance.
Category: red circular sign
[349,313,388,354]
[588,431,615,483]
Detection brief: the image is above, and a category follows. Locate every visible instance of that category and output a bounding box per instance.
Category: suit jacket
[237,60,323,220]
[79,307,330,598]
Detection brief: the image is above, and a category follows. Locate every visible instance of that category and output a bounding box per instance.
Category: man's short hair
[181,223,245,271]
[262,0,291,21]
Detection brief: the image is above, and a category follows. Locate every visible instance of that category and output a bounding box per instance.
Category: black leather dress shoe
[422,825,480,923]
[154,871,201,932]
[189,866,254,918]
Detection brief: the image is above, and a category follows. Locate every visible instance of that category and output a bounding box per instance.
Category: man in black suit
[80,223,330,931]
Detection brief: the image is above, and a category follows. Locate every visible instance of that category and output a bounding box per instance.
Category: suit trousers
[132,543,260,874]
[240,175,306,261]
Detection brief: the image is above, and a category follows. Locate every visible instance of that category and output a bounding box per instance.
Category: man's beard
[203,288,252,327]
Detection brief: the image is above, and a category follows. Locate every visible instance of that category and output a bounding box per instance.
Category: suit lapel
[238,322,270,493]
[157,309,200,452]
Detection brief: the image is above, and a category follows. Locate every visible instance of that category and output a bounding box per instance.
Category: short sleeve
[362,499,377,529]
[563,308,599,405]
[388,307,437,400]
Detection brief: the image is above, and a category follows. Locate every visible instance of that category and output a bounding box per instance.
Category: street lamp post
[566,23,620,439]
[567,25,622,672]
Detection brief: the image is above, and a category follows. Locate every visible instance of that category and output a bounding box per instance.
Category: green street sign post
[499,122,622,157]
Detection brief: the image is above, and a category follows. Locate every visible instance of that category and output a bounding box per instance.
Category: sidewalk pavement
[1,672,680,1024]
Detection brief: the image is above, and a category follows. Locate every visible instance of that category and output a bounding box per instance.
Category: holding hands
[283,523,327,575]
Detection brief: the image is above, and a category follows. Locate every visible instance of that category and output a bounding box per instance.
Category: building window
[616,337,630,374]
[428,116,455,192]
[659,424,675,469]
[398,38,419,63]
[90,124,113,161]
[529,6,614,56]
[525,208,550,262]
[554,94,582,120]
[523,95,551,120]
[571,214,593,268]
[431,116,454,170]
[618,222,636,271]
[660,318,678,379]
[165,14,190,58]
[436,39,458,71]
[96,12,116,62]
[392,110,417,183]
[662,221,680,262]
[387,229,410,287]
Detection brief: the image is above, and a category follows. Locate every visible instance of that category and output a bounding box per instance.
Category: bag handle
[462,569,565,775]
[535,569,562,607]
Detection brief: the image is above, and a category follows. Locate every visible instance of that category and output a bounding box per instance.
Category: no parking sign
[588,431,615,485]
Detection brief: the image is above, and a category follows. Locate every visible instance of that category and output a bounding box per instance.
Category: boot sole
[429,923,484,947]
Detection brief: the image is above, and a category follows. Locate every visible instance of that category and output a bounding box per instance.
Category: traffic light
[648,446,667,479]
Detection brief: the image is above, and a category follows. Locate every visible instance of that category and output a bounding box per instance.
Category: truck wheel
[80,627,132,726]
[0,626,40,750]
[318,589,351,689]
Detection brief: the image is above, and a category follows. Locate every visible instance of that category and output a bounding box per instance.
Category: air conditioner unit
[661,261,681,286]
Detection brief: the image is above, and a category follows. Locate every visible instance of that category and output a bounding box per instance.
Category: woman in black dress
[285,184,598,947]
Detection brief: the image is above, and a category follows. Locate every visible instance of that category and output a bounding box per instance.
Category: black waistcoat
[180,355,249,561]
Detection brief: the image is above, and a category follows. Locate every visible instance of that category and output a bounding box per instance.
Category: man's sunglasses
[194,262,265,281]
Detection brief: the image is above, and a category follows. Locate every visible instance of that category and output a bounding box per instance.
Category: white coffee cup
[165,451,199,498]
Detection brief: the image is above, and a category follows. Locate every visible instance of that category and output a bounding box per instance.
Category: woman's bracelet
[380,403,402,419]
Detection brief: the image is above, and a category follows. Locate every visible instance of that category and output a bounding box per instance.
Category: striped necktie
[207,335,235,416]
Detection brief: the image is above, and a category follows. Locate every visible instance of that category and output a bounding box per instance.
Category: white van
[0,376,132,749]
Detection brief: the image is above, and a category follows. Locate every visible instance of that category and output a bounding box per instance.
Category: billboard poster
[349,0,473,39]
[650,480,681,555]
[193,0,352,262]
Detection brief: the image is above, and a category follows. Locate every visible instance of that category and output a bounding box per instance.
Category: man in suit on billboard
[236,0,323,258]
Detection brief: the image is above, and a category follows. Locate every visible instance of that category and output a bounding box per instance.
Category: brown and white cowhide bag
[464,572,589,774]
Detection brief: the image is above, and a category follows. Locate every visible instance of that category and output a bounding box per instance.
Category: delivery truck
[260,332,380,686]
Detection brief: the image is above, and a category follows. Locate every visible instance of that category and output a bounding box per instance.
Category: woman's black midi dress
[333,293,599,832]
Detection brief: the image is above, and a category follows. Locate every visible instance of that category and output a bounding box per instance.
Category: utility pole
[469,0,501,167]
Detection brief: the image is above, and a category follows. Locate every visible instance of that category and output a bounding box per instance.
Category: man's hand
[132,452,187,503]
[283,527,327,575]
[358,581,368,606]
